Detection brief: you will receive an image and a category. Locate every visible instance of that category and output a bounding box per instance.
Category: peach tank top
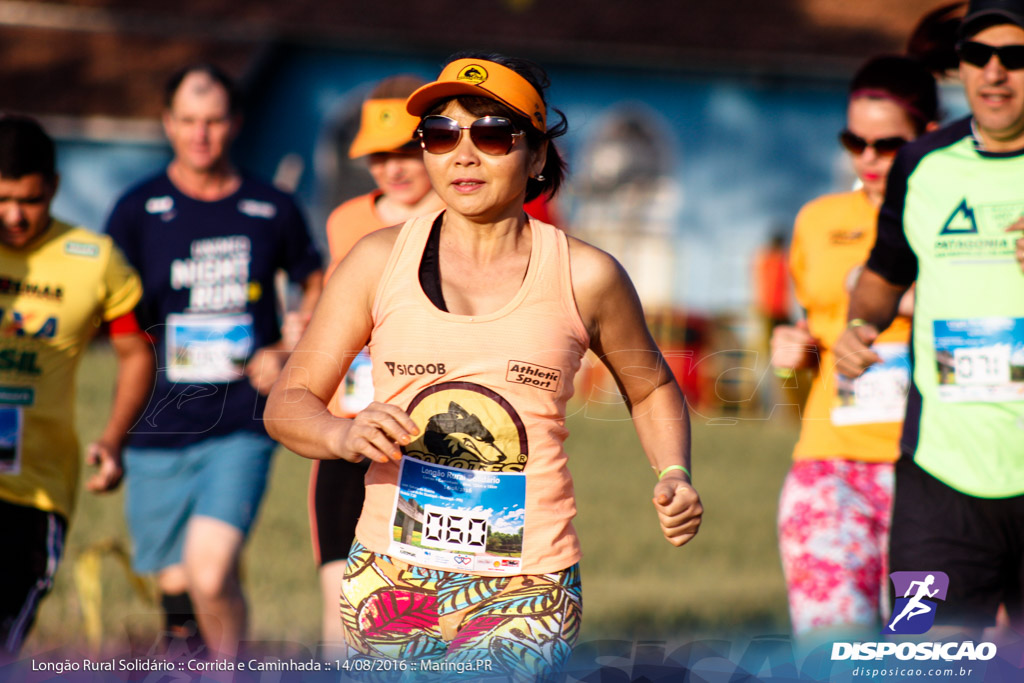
[353,212,590,576]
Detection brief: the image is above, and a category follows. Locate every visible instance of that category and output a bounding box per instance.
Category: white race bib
[389,458,526,575]
[166,313,254,383]
[831,342,910,426]
[933,318,1024,403]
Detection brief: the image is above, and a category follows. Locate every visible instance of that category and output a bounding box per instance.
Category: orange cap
[348,98,421,159]
[406,58,546,132]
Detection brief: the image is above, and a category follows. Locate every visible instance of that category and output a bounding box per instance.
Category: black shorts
[889,456,1024,629]
[0,499,66,655]
[309,458,369,566]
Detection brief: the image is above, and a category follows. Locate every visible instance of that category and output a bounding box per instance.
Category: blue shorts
[124,431,276,573]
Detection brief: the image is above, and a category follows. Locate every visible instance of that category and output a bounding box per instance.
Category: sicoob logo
[884,571,949,635]
[384,362,446,377]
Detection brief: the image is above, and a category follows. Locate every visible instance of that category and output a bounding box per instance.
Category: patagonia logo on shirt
[237,199,277,219]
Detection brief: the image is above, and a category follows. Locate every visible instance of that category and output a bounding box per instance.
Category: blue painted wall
[49,45,968,313]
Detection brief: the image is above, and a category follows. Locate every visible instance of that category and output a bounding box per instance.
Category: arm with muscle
[264,229,417,462]
[570,238,702,547]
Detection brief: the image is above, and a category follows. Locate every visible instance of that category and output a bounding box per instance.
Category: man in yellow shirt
[0,115,152,658]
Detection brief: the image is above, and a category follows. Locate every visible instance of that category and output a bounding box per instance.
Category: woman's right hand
[770,320,816,370]
[337,402,420,464]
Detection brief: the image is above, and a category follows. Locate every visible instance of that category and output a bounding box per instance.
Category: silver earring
[534,174,546,181]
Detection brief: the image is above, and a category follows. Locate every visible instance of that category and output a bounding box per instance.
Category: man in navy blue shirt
[106,64,322,659]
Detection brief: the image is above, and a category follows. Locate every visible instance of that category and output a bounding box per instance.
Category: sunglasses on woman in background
[839,130,909,157]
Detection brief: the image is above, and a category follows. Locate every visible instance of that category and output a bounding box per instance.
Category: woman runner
[770,55,939,645]
[267,52,702,679]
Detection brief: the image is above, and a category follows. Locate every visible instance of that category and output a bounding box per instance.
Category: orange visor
[348,98,422,158]
[406,58,547,132]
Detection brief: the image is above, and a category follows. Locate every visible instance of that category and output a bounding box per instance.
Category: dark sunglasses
[417,115,524,156]
[956,40,1024,70]
[839,130,909,157]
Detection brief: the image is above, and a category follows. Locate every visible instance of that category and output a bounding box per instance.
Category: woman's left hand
[652,475,703,547]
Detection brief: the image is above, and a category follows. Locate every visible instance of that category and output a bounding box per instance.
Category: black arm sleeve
[866,149,918,287]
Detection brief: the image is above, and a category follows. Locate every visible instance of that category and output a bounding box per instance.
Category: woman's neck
[864,186,884,209]
[440,210,531,265]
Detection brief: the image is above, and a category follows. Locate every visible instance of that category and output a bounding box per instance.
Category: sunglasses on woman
[417,115,524,156]
[839,130,909,157]
[956,41,1024,70]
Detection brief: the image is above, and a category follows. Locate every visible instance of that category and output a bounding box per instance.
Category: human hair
[369,74,427,100]
[164,63,241,114]
[906,2,966,77]
[849,55,940,133]
[0,115,56,182]
[425,51,568,202]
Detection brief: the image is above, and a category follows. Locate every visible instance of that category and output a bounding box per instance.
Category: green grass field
[27,343,799,656]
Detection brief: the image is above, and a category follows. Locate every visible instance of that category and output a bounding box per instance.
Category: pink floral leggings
[778,459,894,635]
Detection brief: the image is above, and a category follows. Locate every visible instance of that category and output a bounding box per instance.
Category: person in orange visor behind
[311,75,444,659]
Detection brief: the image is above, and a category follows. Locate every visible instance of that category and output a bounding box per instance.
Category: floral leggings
[339,540,582,681]
[778,459,894,635]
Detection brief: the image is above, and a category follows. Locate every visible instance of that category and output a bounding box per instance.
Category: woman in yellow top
[310,74,444,657]
[771,55,938,643]
[267,52,701,678]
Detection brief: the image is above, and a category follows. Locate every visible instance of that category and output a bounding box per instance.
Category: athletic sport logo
[884,571,949,635]
[457,64,488,85]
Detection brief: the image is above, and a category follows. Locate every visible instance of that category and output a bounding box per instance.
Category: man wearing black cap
[834,0,1024,634]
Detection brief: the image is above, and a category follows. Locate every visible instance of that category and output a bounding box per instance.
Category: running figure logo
[884,571,949,635]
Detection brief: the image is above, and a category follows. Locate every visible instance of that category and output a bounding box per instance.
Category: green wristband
[658,464,691,481]
[848,318,869,329]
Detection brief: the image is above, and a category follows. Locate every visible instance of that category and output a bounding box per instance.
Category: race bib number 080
[389,458,526,574]
[422,504,489,552]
